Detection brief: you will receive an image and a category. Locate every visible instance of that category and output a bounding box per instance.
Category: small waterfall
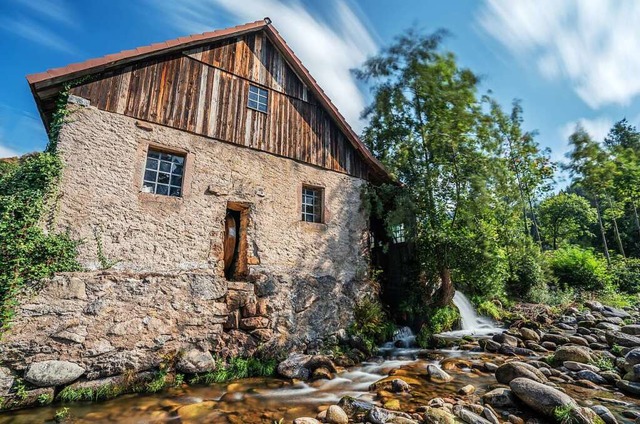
[440,291,502,337]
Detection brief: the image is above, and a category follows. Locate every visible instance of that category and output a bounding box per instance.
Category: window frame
[301,184,324,224]
[247,84,269,113]
[141,148,186,198]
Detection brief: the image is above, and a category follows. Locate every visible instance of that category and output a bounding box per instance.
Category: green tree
[356,29,504,305]
[565,126,622,262]
[538,192,596,249]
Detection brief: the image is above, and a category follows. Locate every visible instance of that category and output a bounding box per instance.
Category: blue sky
[2,0,639,186]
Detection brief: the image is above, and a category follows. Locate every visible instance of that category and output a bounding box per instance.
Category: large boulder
[495,361,547,384]
[623,348,640,372]
[520,328,541,343]
[553,345,593,364]
[509,377,577,417]
[277,354,336,381]
[24,360,85,387]
[176,349,216,374]
[616,379,640,396]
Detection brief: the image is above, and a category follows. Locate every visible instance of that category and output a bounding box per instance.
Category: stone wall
[0,270,370,403]
[53,104,370,281]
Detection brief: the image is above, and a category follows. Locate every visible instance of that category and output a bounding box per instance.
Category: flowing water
[439,291,503,337]
[1,295,635,423]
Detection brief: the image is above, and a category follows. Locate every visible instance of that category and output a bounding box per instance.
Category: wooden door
[224,213,237,274]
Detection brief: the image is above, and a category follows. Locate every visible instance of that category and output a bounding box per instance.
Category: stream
[1,293,637,423]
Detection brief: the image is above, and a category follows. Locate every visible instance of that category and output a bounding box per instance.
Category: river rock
[367,406,394,424]
[591,405,618,424]
[422,407,458,424]
[176,349,215,373]
[623,348,640,371]
[509,377,577,417]
[493,333,518,347]
[576,369,607,385]
[519,328,541,343]
[24,360,85,387]
[495,361,547,384]
[458,384,475,395]
[391,378,411,393]
[621,325,640,336]
[602,306,631,319]
[277,353,336,381]
[325,405,348,424]
[338,396,374,416]
[585,301,604,311]
[427,364,452,383]
[542,333,570,345]
[293,418,321,424]
[0,367,14,395]
[606,331,640,348]
[553,345,593,363]
[617,379,640,395]
[563,361,599,372]
[453,406,492,424]
[482,388,516,408]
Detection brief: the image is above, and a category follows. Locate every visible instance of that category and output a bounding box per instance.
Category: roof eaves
[26,19,269,87]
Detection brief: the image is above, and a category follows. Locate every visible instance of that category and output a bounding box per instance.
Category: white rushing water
[439,291,502,337]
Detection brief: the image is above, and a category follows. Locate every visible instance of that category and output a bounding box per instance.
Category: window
[142,149,185,197]
[248,85,268,113]
[301,186,323,223]
[392,224,406,244]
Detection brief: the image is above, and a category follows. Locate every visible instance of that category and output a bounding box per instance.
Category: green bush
[0,153,81,331]
[416,305,460,348]
[506,247,546,301]
[611,257,640,294]
[347,297,395,353]
[547,246,610,292]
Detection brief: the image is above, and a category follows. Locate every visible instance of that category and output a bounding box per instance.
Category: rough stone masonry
[0,104,375,405]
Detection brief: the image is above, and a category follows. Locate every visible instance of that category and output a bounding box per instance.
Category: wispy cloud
[478,0,640,109]
[0,104,48,157]
[147,0,377,131]
[2,0,78,55]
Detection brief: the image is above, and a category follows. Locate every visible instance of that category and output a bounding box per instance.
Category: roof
[27,18,392,183]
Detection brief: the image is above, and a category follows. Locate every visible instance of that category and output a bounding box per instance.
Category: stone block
[240,317,269,330]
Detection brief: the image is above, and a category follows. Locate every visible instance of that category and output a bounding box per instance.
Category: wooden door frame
[225,201,250,280]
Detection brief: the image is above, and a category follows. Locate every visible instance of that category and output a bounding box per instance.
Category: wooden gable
[68,31,369,179]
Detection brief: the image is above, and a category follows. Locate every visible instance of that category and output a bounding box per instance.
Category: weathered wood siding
[70,31,368,179]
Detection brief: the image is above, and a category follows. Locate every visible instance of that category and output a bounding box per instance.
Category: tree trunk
[608,196,626,258]
[595,197,611,265]
[633,202,640,239]
[435,267,455,307]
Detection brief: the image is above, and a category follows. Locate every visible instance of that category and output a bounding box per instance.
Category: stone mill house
[0,19,393,392]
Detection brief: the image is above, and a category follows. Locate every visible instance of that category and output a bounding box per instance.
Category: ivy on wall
[0,84,82,333]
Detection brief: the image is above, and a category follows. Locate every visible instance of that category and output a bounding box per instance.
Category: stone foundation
[0,270,371,402]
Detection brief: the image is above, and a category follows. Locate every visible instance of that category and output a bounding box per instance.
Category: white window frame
[301,185,323,223]
[142,149,185,197]
[248,84,269,113]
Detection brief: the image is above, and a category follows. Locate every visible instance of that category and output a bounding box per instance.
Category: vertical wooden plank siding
[69,32,368,180]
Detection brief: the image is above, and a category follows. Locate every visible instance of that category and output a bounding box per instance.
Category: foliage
[145,371,168,393]
[37,392,53,405]
[54,407,70,423]
[0,87,81,332]
[590,355,616,372]
[477,300,504,321]
[547,246,610,292]
[190,357,277,385]
[347,296,395,353]
[538,193,597,249]
[553,404,577,424]
[505,245,546,301]
[416,305,460,348]
[610,257,640,293]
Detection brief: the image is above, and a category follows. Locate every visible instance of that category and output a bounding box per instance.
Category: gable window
[301,185,323,223]
[248,85,269,113]
[142,149,185,197]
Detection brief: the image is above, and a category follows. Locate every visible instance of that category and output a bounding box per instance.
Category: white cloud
[0,17,78,55]
[0,143,18,159]
[560,116,614,146]
[148,0,377,131]
[478,0,640,109]
[2,0,77,54]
